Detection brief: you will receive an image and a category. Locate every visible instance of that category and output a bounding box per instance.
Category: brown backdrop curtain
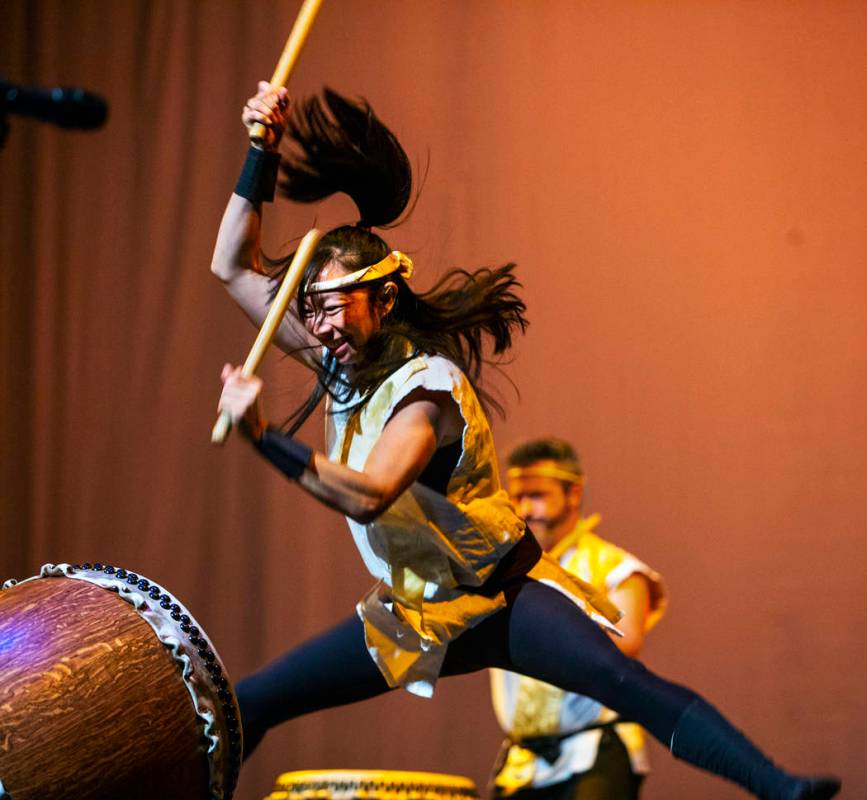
[2,2,865,798]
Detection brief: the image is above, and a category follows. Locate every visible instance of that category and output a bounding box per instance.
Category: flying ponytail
[278,88,411,228]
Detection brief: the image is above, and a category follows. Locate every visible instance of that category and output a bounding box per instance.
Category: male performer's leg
[487,731,642,800]
[572,728,643,800]
[490,778,581,800]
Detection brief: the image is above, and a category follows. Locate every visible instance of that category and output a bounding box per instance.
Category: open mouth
[332,341,351,359]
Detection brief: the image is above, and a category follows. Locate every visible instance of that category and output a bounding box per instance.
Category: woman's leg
[236,613,392,758]
[498,582,694,742]
[446,581,838,800]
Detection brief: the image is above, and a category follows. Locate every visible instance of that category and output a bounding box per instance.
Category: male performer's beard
[526,503,575,550]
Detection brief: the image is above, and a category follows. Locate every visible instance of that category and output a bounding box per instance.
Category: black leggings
[238,580,696,758]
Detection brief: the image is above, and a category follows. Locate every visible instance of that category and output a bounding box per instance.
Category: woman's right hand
[218,363,267,442]
[242,81,290,151]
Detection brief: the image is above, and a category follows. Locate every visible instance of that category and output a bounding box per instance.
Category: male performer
[490,439,667,800]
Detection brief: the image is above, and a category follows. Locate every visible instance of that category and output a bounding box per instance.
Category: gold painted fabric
[325,355,621,698]
[490,516,667,790]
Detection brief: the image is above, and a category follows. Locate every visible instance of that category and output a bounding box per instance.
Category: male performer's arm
[607,573,651,657]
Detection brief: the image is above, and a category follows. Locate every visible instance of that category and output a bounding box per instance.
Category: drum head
[266,769,479,800]
[0,563,243,800]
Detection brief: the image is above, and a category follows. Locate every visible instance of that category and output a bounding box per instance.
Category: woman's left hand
[218,364,267,441]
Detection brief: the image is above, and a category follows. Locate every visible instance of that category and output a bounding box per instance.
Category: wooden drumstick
[211,227,322,444]
[249,0,325,145]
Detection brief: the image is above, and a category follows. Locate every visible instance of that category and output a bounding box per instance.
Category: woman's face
[301,262,386,365]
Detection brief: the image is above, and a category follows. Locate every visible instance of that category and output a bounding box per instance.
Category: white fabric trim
[605,556,655,593]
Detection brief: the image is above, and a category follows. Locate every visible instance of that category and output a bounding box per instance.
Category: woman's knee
[507,582,633,683]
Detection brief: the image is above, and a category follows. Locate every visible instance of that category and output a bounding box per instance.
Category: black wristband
[255,426,313,480]
[234,145,281,204]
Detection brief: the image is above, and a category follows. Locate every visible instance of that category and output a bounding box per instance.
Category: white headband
[307,250,414,293]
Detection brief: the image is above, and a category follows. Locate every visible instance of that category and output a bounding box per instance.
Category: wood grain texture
[0,578,210,799]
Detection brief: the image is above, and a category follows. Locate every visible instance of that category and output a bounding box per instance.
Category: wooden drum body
[265,770,479,800]
[0,563,243,800]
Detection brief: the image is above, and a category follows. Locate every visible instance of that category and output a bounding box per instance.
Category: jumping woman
[211,81,840,800]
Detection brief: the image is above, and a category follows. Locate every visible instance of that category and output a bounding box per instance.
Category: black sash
[512,719,631,764]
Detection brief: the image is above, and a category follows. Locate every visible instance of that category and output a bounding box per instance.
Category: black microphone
[0,82,108,129]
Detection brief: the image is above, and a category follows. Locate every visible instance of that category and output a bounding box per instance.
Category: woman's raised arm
[210,82,318,366]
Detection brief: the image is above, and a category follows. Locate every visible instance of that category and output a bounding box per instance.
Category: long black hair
[266,88,528,433]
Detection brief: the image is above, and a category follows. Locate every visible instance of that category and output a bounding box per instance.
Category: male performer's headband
[307,250,414,293]
[507,463,585,485]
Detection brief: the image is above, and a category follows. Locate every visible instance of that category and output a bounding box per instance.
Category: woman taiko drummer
[210,81,839,800]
